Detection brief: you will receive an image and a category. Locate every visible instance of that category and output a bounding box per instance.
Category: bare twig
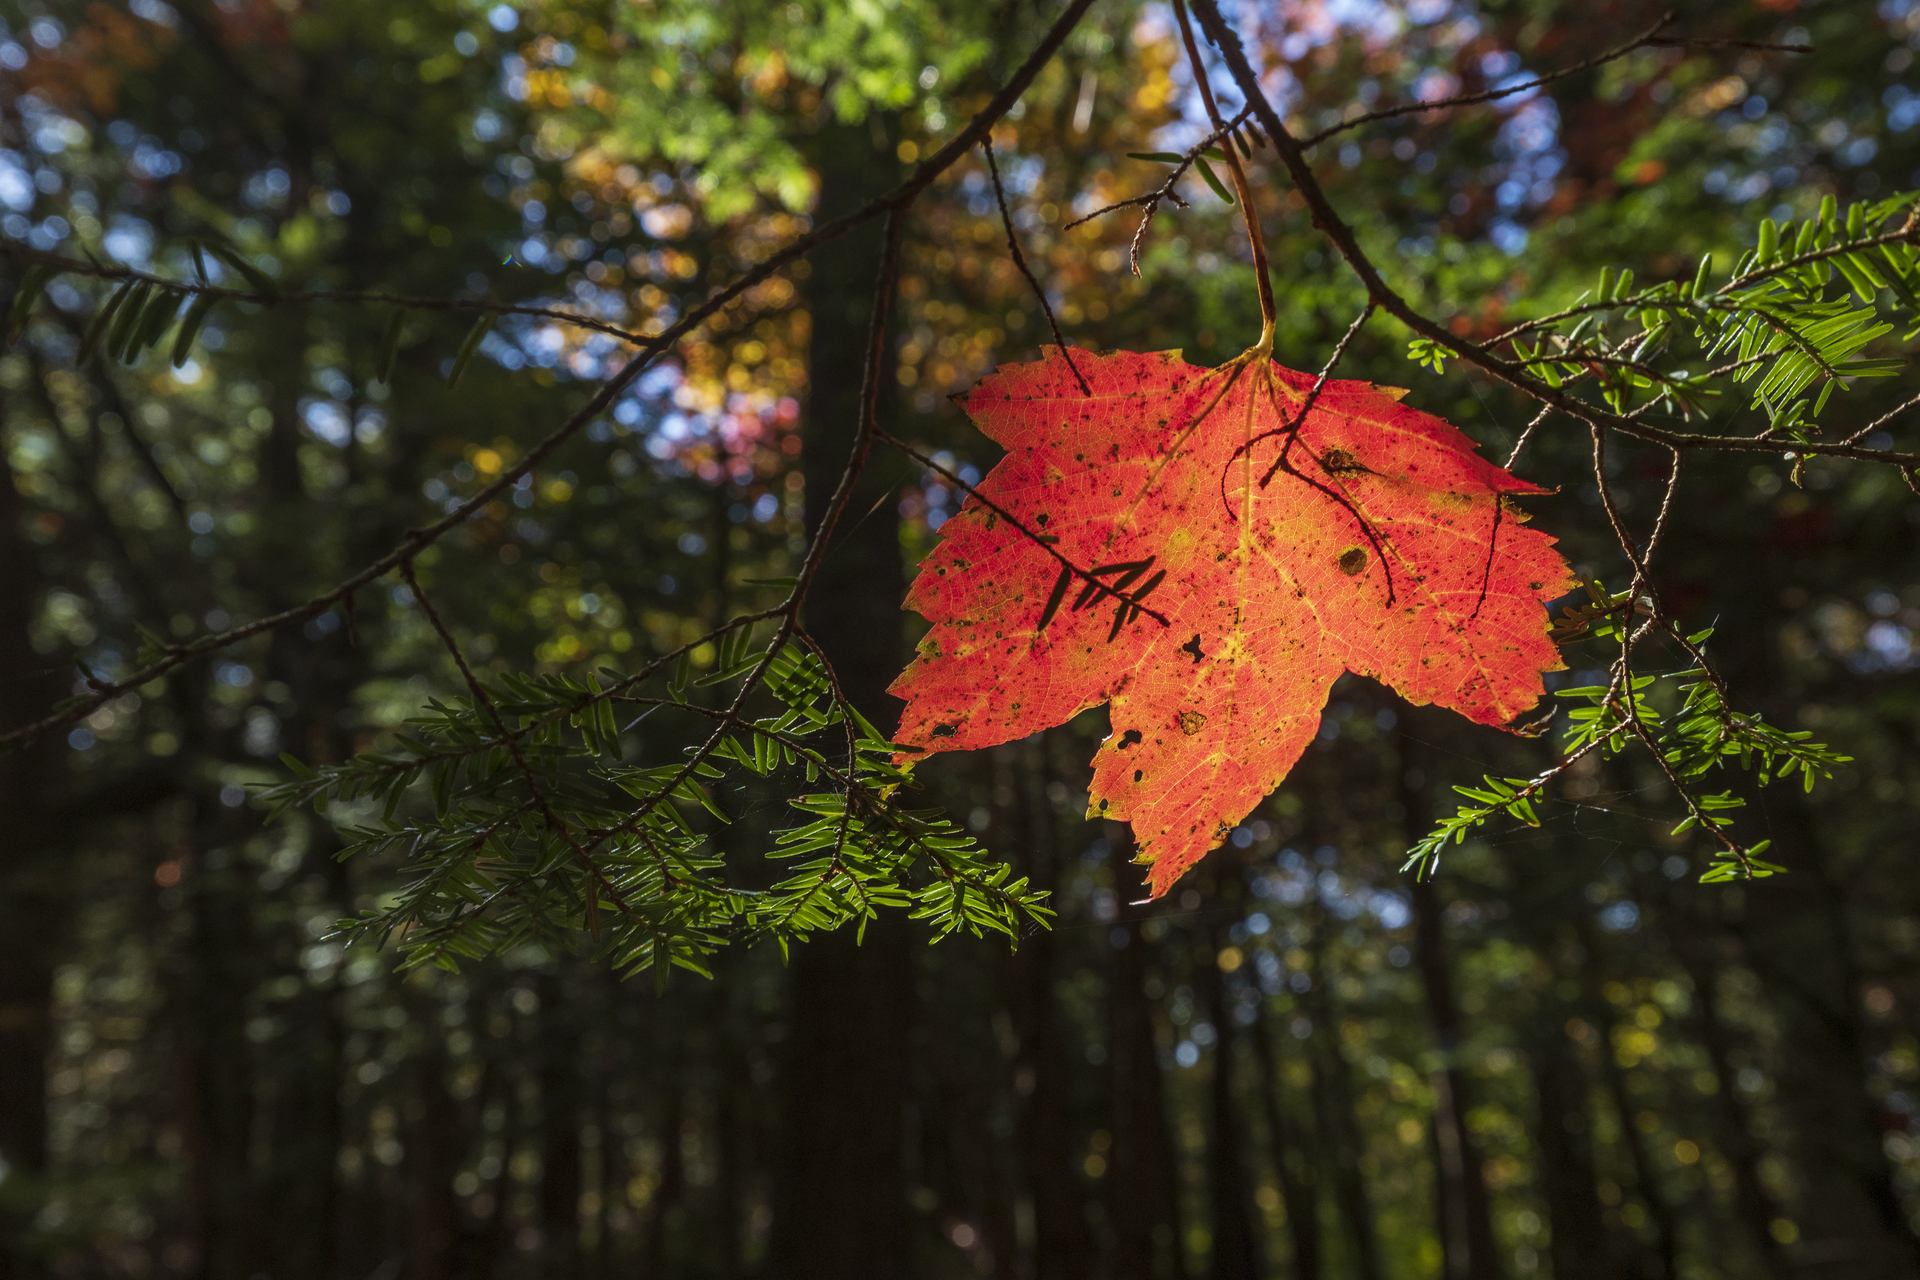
[1185,0,1920,474]
[1063,108,1253,276]
[1841,390,1920,446]
[1301,18,1812,152]
[0,0,1097,753]
[1,243,656,346]
[984,137,1090,396]
[1505,403,1555,469]
[1172,0,1275,337]
[402,561,640,940]
[1300,12,1677,148]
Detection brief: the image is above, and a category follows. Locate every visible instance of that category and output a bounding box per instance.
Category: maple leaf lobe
[890,346,1575,898]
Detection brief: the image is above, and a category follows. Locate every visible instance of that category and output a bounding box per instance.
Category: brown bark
[409,1026,461,1280]
[179,805,261,1280]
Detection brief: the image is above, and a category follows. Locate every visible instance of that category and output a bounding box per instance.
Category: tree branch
[0,0,1097,753]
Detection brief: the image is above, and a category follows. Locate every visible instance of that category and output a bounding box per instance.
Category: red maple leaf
[889,346,1576,897]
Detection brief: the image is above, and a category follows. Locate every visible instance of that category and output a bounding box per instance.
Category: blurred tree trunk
[409,1023,461,1280]
[1248,993,1322,1280]
[1739,808,1920,1277]
[538,973,582,1277]
[642,1034,687,1275]
[180,798,261,1280]
[1195,880,1261,1280]
[1012,739,1093,1280]
[1671,938,1786,1278]
[715,1019,745,1280]
[256,586,352,1280]
[1573,913,1679,1280]
[0,395,64,1280]
[1399,719,1502,1280]
[596,1070,630,1280]
[766,115,913,1280]
[1107,828,1185,1280]
[1716,558,1920,1277]
[479,1057,519,1280]
[1528,1019,1618,1280]
[1301,905,1382,1280]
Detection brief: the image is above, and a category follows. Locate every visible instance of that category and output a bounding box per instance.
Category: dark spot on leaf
[1181,634,1205,665]
[1133,769,1143,782]
[931,723,957,738]
[1119,729,1143,749]
[1337,547,1367,576]
[1321,448,1369,475]
[1177,710,1207,735]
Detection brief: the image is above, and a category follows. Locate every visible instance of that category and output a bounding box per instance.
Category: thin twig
[1300,12,1676,148]
[1239,301,1375,492]
[0,0,1098,753]
[1172,0,1275,336]
[1,243,655,346]
[984,137,1090,396]
[1063,107,1247,229]
[1064,109,1253,276]
[1505,403,1555,469]
[584,208,911,870]
[402,561,640,939]
[1841,390,1920,446]
[1185,0,1920,471]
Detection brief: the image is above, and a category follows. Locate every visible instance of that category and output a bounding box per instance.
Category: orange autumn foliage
[891,345,1575,895]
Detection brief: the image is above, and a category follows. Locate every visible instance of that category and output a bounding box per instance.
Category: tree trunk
[1669,934,1788,1278]
[1248,992,1322,1280]
[1196,909,1262,1280]
[538,973,582,1277]
[765,113,915,1280]
[179,800,261,1280]
[0,394,64,1280]
[1528,1021,1621,1280]
[1107,828,1184,1280]
[1572,915,1679,1280]
[409,1024,461,1280]
[1400,720,1502,1280]
[1301,907,1382,1280]
[1736,798,1920,1278]
[1013,740,1093,1280]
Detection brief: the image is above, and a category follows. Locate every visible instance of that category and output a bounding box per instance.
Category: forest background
[3,1,1920,1279]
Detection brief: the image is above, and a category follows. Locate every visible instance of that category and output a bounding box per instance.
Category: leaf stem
[1171,0,1275,351]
